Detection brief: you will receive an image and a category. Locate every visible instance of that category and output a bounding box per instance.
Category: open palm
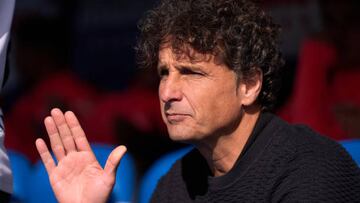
[36,108,127,203]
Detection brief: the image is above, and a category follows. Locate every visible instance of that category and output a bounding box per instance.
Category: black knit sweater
[151,113,360,202]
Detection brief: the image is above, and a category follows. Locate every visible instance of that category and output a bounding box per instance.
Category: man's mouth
[165,113,190,123]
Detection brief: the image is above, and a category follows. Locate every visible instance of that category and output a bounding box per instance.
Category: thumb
[104,145,127,177]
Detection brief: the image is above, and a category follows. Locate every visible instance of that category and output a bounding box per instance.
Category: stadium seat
[340,139,360,166]
[8,150,32,202]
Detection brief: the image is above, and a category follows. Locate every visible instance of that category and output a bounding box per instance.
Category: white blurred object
[0,0,15,194]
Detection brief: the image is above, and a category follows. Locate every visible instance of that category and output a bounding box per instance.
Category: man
[0,0,15,201]
[36,0,360,202]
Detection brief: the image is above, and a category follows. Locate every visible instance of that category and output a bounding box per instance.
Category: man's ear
[237,68,263,106]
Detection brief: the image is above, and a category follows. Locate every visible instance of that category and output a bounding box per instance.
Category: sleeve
[0,0,15,194]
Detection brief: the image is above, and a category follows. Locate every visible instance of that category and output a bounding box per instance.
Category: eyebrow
[157,62,204,70]
[175,64,204,72]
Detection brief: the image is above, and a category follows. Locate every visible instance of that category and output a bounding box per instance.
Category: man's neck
[196,108,260,177]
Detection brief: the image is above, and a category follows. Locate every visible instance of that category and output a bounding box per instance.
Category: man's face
[158,46,246,143]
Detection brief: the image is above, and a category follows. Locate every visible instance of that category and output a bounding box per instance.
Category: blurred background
[1,0,359,202]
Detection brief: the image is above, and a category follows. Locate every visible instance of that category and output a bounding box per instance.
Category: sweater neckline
[206,112,279,190]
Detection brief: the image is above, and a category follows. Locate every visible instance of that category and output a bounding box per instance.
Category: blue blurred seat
[8,150,32,202]
[138,146,193,203]
[92,143,136,203]
[340,139,360,166]
[27,143,136,203]
[27,157,57,203]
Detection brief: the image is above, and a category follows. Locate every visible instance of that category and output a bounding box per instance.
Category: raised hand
[35,108,127,203]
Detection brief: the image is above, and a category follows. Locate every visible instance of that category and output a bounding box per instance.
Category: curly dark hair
[135,0,284,111]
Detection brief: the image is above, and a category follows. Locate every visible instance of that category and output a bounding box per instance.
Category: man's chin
[166,124,203,143]
[168,133,190,142]
[167,131,200,143]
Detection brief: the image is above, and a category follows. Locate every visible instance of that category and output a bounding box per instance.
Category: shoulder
[268,116,360,201]
[273,116,353,163]
[271,116,358,176]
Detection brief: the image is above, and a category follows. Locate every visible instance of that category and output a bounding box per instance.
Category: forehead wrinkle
[160,49,213,67]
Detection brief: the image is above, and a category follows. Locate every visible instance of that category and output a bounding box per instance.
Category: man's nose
[159,75,183,103]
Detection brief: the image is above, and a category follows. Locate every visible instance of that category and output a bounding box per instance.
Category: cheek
[195,82,240,124]
[182,84,207,114]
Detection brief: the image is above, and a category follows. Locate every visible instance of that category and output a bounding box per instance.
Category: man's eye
[158,69,169,77]
[180,68,202,76]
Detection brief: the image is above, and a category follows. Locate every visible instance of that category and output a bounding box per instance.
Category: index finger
[35,138,56,174]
